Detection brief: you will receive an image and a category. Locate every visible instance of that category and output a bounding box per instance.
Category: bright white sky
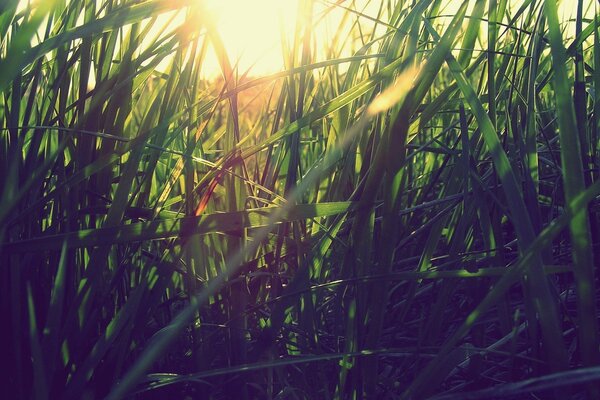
[202,0,300,77]
[199,0,584,78]
[201,0,375,78]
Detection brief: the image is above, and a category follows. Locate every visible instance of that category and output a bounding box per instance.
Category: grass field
[1,0,600,398]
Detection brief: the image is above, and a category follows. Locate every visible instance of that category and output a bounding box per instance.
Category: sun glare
[198,0,582,79]
[203,0,300,77]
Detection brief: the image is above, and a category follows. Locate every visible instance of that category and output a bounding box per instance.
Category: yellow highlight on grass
[367,65,421,116]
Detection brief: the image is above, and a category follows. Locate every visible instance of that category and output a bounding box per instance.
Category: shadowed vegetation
[1,0,600,399]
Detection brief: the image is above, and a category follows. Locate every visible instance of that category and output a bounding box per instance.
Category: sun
[202,0,300,77]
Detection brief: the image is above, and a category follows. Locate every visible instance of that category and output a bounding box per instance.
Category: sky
[201,0,300,77]
[197,0,585,78]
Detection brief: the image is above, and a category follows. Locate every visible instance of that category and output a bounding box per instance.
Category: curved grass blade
[544,0,599,367]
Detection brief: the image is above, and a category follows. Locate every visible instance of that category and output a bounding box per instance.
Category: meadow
[1,0,600,398]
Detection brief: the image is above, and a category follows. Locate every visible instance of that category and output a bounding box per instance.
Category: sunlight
[202,0,300,77]
[198,0,583,79]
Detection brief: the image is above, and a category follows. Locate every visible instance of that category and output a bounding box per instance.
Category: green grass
[1,0,600,399]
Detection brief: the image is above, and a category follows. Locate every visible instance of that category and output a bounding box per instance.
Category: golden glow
[203,0,299,77]
[199,0,584,79]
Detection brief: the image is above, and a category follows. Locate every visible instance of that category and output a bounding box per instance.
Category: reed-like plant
[1,0,599,399]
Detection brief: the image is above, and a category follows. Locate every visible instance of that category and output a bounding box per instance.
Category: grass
[1,0,600,398]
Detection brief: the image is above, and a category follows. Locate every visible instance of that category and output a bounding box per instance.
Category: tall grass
[1,0,600,399]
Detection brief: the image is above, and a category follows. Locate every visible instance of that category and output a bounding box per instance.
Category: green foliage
[1,0,599,399]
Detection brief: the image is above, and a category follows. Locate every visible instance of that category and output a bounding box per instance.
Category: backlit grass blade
[0,0,195,93]
[544,0,600,367]
[424,13,568,374]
